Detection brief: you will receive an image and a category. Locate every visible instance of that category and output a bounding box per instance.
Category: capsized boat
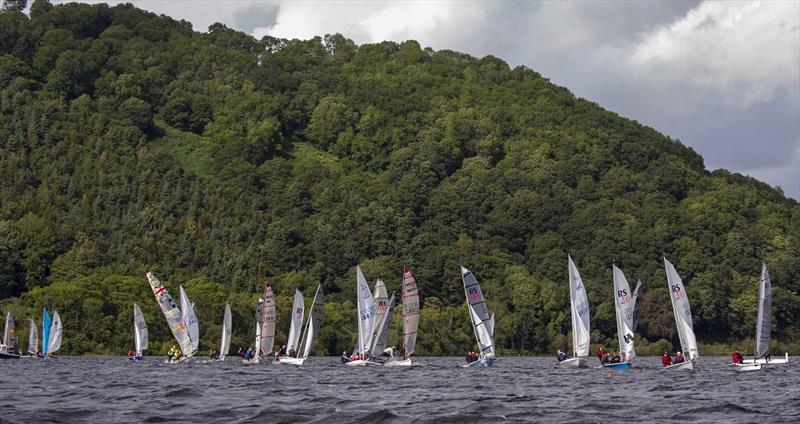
[146,272,195,363]
[129,303,148,361]
[385,266,420,367]
[663,258,698,370]
[345,266,377,366]
[0,312,20,359]
[603,265,636,369]
[558,255,591,368]
[461,266,496,368]
[740,263,789,366]
[280,285,324,366]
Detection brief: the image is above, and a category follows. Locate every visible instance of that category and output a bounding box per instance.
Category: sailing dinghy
[245,282,276,364]
[558,256,591,368]
[146,272,195,363]
[385,266,420,367]
[663,258,698,370]
[280,285,324,366]
[25,318,38,358]
[0,312,20,359]
[461,266,496,367]
[346,266,377,366]
[129,303,148,361]
[603,265,636,369]
[40,309,62,359]
[217,303,232,361]
[740,263,789,366]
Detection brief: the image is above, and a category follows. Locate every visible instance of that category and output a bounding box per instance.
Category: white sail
[256,283,276,359]
[612,265,636,362]
[3,312,14,349]
[368,279,388,351]
[664,258,699,361]
[179,286,199,351]
[356,266,377,355]
[461,266,495,358]
[28,318,38,355]
[220,303,232,359]
[298,285,324,359]
[371,294,396,356]
[286,289,305,356]
[754,263,771,360]
[147,272,194,357]
[568,256,591,358]
[47,311,62,354]
[133,303,148,356]
[401,266,420,358]
[253,318,262,359]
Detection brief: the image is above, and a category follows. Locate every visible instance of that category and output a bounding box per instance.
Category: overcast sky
[65,1,800,199]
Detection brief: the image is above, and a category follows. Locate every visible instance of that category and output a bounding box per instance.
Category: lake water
[2,356,797,423]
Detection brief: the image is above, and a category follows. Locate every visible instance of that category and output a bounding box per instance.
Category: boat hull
[742,352,789,365]
[0,352,20,360]
[127,356,143,362]
[603,361,631,369]
[664,360,693,370]
[729,362,762,372]
[557,357,588,368]
[463,358,495,368]
[384,358,413,367]
[345,359,370,367]
[278,357,306,365]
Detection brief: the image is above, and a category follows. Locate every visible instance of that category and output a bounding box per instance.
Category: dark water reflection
[2,356,798,423]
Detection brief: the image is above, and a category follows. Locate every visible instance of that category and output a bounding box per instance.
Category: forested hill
[1,1,798,356]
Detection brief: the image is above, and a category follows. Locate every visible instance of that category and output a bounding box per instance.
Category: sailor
[382,347,394,359]
[661,351,672,367]
[673,351,684,364]
[244,347,253,360]
[556,349,567,362]
[341,351,350,363]
[238,347,244,357]
[732,350,743,364]
[596,347,605,363]
[610,351,621,363]
[128,349,135,359]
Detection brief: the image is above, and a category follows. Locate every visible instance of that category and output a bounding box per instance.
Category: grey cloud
[234,2,279,33]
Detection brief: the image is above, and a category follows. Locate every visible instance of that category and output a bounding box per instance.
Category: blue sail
[42,308,51,356]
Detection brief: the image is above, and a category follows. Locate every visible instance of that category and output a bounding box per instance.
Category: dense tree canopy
[1,2,798,356]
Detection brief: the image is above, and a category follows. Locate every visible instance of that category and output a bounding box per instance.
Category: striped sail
[133,303,148,356]
[356,266,377,355]
[461,266,495,358]
[146,272,194,357]
[298,285,324,359]
[664,258,699,361]
[368,279,388,351]
[47,311,62,354]
[220,303,232,359]
[401,266,420,358]
[371,294,396,356]
[568,256,591,358]
[754,263,771,360]
[612,265,636,362]
[257,283,276,358]
[42,308,51,356]
[179,286,199,351]
[286,289,305,356]
[28,318,38,355]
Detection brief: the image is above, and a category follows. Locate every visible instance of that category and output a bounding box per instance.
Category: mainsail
[3,312,15,351]
[631,280,644,331]
[179,286,199,351]
[368,279,388,351]
[568,256,591,358]
[27,318,38,355]
[286,289,305,356]
[664,258,699,361]
[612,265,636,362]
[370,294,396,356]
[356,266,377,356]
[133,303,148,356]
[461,266,495,358]
[298,285,324,359]
[42,308,51,356]
[146,272,194,357]
[220,303,232,360]
[401,266,420,358]
[256,282,276,358]
[754,263,771,360]
[46,311,62,355]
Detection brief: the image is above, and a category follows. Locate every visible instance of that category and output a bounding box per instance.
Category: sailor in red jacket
[732,350,744,364]
[661,351,672,367]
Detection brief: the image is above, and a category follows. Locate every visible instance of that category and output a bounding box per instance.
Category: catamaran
[245,282,276,364]
[603,265,636,369]
[384,266,420,366]
[346,265,377,366]
[129,303,148,361]
[0,312,20,359]
[217,303,232,361]
[461,266,496,367]
[663,258,698,370]
[280,285,324,365]
[146,272,195,363]
[40,308,62,359]
[558,255,591,368]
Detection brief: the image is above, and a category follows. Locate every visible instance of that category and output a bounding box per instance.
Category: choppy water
[2,356,798,423]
